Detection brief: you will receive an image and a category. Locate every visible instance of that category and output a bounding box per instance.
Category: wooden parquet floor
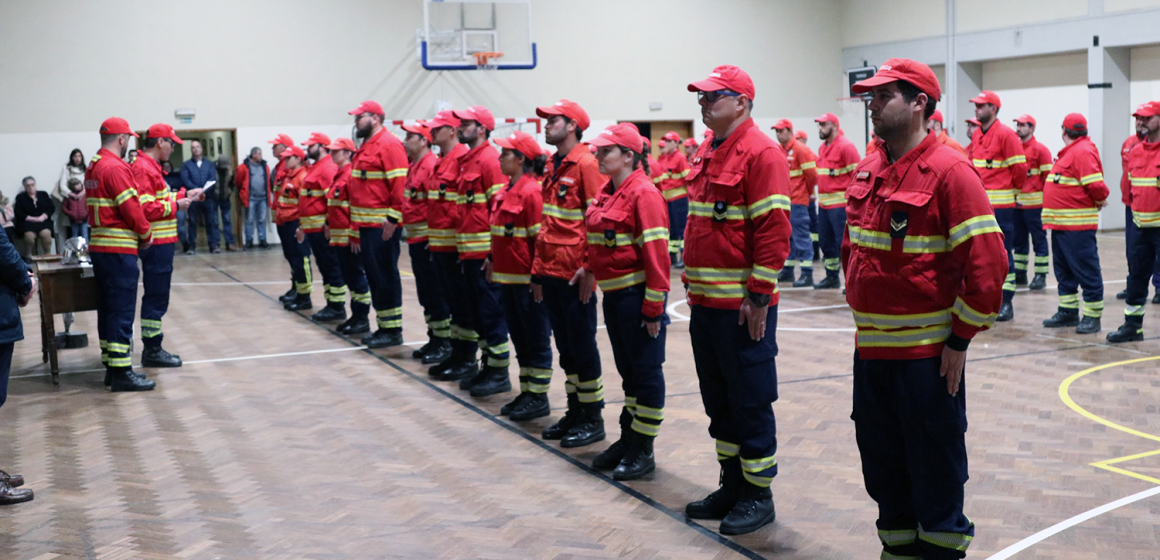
[1,232,1158,559]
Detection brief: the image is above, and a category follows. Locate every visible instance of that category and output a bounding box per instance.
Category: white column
[1088,45,1130,229]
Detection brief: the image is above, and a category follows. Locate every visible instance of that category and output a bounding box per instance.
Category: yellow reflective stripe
[597,270,646,291]
[491,272,532,284]
[350,206,390,221]
[1027,168,1041,176]
[973,158,1013,169]
[1046,174,1081,186]
[636,227,669,245]
[300,215,326,228]
[751,264,780,284]
[985,189,1016,205]
[685,267,751,282]
[1016,192,1043,205]
[87,197,119,207]
[1133,211,1160,227]
[818,192,847,206]
[948,214,1002,248]
[489,225,532,237]
[741,455,777,472]
[687,282,746,298]
[849,226,953,253]
[1080,172,1104,185]
[456,193,489,204]
[879,529,919,547]
[301,189,327,197]
[543,204,584,220]
[788,169,803,177]
[856,325,951,348]
[817,164,857,176]
[326,198,349,208]
[114,188,138,205]
[1042,208,1099,226]
[644,287,665,303]
[1129,174,1159,187]
[847,225,891,250]
[662,187,688,201]
[952,296,996,328]
[406,222,429,237]
[748,194,790,218]
[851,309,951,330]
[587,232,635,246]
[277,196,299,205]
[800,161,816,170]
[917,526,973,552]
[487,183,504,198]
[671,169,690,180]
[689,200,748,220]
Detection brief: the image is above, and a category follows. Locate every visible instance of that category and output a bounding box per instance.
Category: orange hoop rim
[473,51,504,67]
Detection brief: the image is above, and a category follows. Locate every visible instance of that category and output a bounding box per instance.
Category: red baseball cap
[429,110,460,130]
[851,58,941,101]
[494,130,544,161]
[536,99,590,132]
[1062,113,1087,132]
[1132,102,1160,118]
[815,113,840,126]
[930,110,944,124]
[965,118,982,126]
[658,139,666,149]
[268,134,295,147]
[281,145,306,159]
[1013,114,1036,126]
[662,131,681,142]
[642,136,652,150]
[145,123,182,144]
[349,100,384,117]
[452,106,496,131]
[795,130,808,141]
[687,65,756,100]
[969,90,1002,108]
[327,138,357,152]
[589,123,645,153]
[401,121,433,143]
[100,117,138,137]
[302,132,332,147]
[772,119,794,131]
[683,138,698,147]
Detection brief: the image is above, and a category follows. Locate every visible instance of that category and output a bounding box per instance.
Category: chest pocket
[600,208,631,248]
[498,196,524,236]
[706,171,745,223]
[556,175,576,201]
[461,172,481,205]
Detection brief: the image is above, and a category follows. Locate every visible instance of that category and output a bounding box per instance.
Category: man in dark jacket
[214,154,238,251]
[0,226,35,505]
[180,140,220,254]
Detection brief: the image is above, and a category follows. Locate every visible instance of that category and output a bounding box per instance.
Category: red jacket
[533,143,604,281]
[970,121,1029,209]
[1127,139,1160,228]
[403,151,438,244]
[782,139,818,206]
[585,168,670,318]
[683,118,792,310]
[299,155,336,233]
[349,128,408,229]
[1043,136,1108,231]
[1018,136,1054,209]
[274,165,306,225]
[428,143,469,253]
[490,173,543,284]
[454,142,505,260]
[816,133,861,209]
[1122,134,1143,206]
[842,132,1007,360]
[85,148,152,254]
[657,151,691,201]
[327,163,354,247]
[132,153,185,245]
[235,159,271,207]
[648,155,664,186]
[937,130,968,157]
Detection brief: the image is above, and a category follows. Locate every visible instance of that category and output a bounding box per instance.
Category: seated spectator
[0,191,13,244]
[13,177,54,256]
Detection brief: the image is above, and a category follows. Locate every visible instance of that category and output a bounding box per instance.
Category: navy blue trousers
[500,283,552,393]
[1013,207,1049,275]
[0,342,12,408]
[690,304,778,487]
[1051,230,1103,317]
[667,198,687,254]
[434,251,478,359]
[603,285,666,438]
[541,277,603,408]
[1126,227,1160,316]
[853,351,974,560]
[338,246,370,320]
[808,199,820,253]
[818,206,846,275]
[1125,207,1160,290]
[409,241,450,338]
[462,258,509,368]
[277,221,312,295]
[139,243,175,347]
[307,231,345,305]
[787,203,814,274]
[994,207,1016,303]
[358,226,402,333]
[92,252,139,371]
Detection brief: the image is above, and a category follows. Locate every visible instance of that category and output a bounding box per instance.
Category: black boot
[420,337,452,365]
[792,271,813,288]
[673,251,684,270]
[1014,271,1028,286]
[279,287,296,303]
[1028,273,1047,291]
[719,483,776,535]
[1116,289,1128,300]
[500,392,529,416]
[469,366,512,397]
[435,359,478,382]
[686,458,742,520]
[1075,315,1101,334]
[342,317,371,335]
[107,369,156,392]
[311,303,346,322]
[777,268,794,283]
[1042,308,1079,328]
[996,300,1014,322]
[361,329,403,349]
[592,429,631,470]
[562,406,606,448]
[1153,293,1160,304]
[412,332,437,359]
[509,393,551,421]
[284,294,312,311]
[814,273,840,290]
[259,240,270,249]
[542,393,580,440]
[613,433,656,481]
[141,346,182,368]
[1106,318,1144,343]
[458,365,489,390]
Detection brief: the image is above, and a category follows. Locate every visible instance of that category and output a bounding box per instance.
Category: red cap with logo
[662,131,681,142]
[1013,114,1036,126]
[683,138,698,147]
[1062,113,1087,132]
[1132,101,1160,118]
[100,117,138,137]
[965,118,982,126]
[969,90,1002,108]
[772,119,794,131]
[268,134,295,147]
[815,113,840,126]
[658,139,666,149]
[494,130,544,161]
[931,110,944,124]
[349,100,385,117]
[851,58,942,101]
[429,110,461,130]
[452,106,496,131]
[687,65,756,100]
[282,145,306,159]
[146,123,183,144]
[302,132,332,147]
[327,138,357,152]
[795,130,808,141]
[401,121,433,143]
[589,123,645,153]
[535,99,590,131]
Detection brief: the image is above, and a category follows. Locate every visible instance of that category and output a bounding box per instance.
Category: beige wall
[955,0,1088,33]
[1106,0,1160,11]
[840,0,945,47]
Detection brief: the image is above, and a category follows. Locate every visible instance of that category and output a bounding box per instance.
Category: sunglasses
[697,90,741,104]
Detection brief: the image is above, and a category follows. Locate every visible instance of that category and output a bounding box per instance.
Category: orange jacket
[1127,139,1160,228]
[1042,136,1108,231]
[298,155,336,233]
[269,159,286,211]
[1122,134,1143,206]
[816,133,861,209]
[970,121,1029,209]
[490,174,543,284]
[1018,136,1054,209]
[428,143,468,253]
[781,139,817,206]
[274,165,306,225]
[402,151,438,244]
[454,142,505,259]
[235,159,270,207]
[937,130,967,157]
[349,128,408,229]
[132,153,184,245]
[327,163,355,247]
[843,132,1007,360]
[683,118,792,310]
[585,168,670,319]
[532,143,604,281]
[85,148,152,254]
[657,151,691,201]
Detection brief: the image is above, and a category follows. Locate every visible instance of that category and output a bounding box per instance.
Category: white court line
[985,485,1160,560]
[171,278,414,286]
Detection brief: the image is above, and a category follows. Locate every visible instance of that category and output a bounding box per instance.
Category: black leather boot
[592,429,631,470]
[500,392,528,416]
[458,365,489,390]
[814,273,840,290]
[542,393,579,440]
[311,303,346,322]
[996,300,1014,322]
[435,359,478,382]
[686,457,742,520]
[777,268,794,283]
[509,393,550,421]
[1028,273,1047,290]
[412,331,436,359]
[792,271,813,287]
[1116,289,1128,300]
[278,287,296,303]
[469,366,512,397]
[420,338,452,365]
[342,317,371,335]
[108,369,156,392]
[1075,316,1101,334]
[1042,308,1079,328]
[719,483,776,535]
[141,346,182,368]
[1107,318,1144,343]
[613,432,655,481]
[561,406,606,448]
[283,294,312,311]
[1014,271,1028,286]
[361,329,403,349]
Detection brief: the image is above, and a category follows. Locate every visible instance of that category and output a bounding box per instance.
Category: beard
[545,128,567,146]
[355,122,372,139]
[871,112,908,143]
[458,131,476,145]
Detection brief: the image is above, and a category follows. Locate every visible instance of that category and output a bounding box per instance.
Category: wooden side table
[32,257,100,385]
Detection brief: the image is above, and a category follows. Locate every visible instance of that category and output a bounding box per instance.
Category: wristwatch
[747,292,771,307]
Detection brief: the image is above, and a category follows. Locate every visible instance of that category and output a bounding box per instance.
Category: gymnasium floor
[2,233,1158,560]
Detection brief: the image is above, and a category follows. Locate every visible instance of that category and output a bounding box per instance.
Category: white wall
[956,0,1088,33]
[1107,0,1160,12]
[980,51,1088,156]
[840,0,946,48]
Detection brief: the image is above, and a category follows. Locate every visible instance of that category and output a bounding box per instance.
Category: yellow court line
[1059,356,1160,485]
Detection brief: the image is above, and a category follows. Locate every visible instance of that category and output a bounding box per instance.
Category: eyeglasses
[697,90,741,104]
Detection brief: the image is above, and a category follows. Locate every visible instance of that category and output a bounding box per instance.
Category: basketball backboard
[420,0,536,71]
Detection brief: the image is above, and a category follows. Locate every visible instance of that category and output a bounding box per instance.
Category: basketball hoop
[473,51,503,70]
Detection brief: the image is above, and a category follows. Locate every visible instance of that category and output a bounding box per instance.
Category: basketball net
[473,51,503,71]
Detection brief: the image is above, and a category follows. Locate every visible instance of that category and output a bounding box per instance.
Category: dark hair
[570,118,584,141]
[1064,128,1088,140]
[21,176,35,186]
[142,137,161,149]
[897,80,938,120]
[522,153,548,176]
[250,147,262,156]
[633,149,650,176]
[68,148,85,168]
[100,133,121,145]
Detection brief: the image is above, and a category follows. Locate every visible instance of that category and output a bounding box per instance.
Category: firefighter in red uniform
[814,112,861,289]
[579,123,670,481]
[1040,113,1108,334]
[964,119,980,158]
[772,119,818,287]
[132,124,203,371]
[296,133,346,321]
[1110,101,1160,342]
[530,100,607,441]
[658,131,691,268]
[273,144,313,311]
[682,66,790,536]
[642,137,663,187]
[489,131,552,421]
[969,90,1029,322]
[1117,105,1160,302]
[683,138,698,163]
[268,134,309,306]
[846,59,1006,560]
[347,100,409,348]
[401,121,452,363]
[449,106,512,397]
[87,118,156,392]
[796,128,821,257]
[325,137,371,335]
[1013,115,1054,290]
[927,110,967,156]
